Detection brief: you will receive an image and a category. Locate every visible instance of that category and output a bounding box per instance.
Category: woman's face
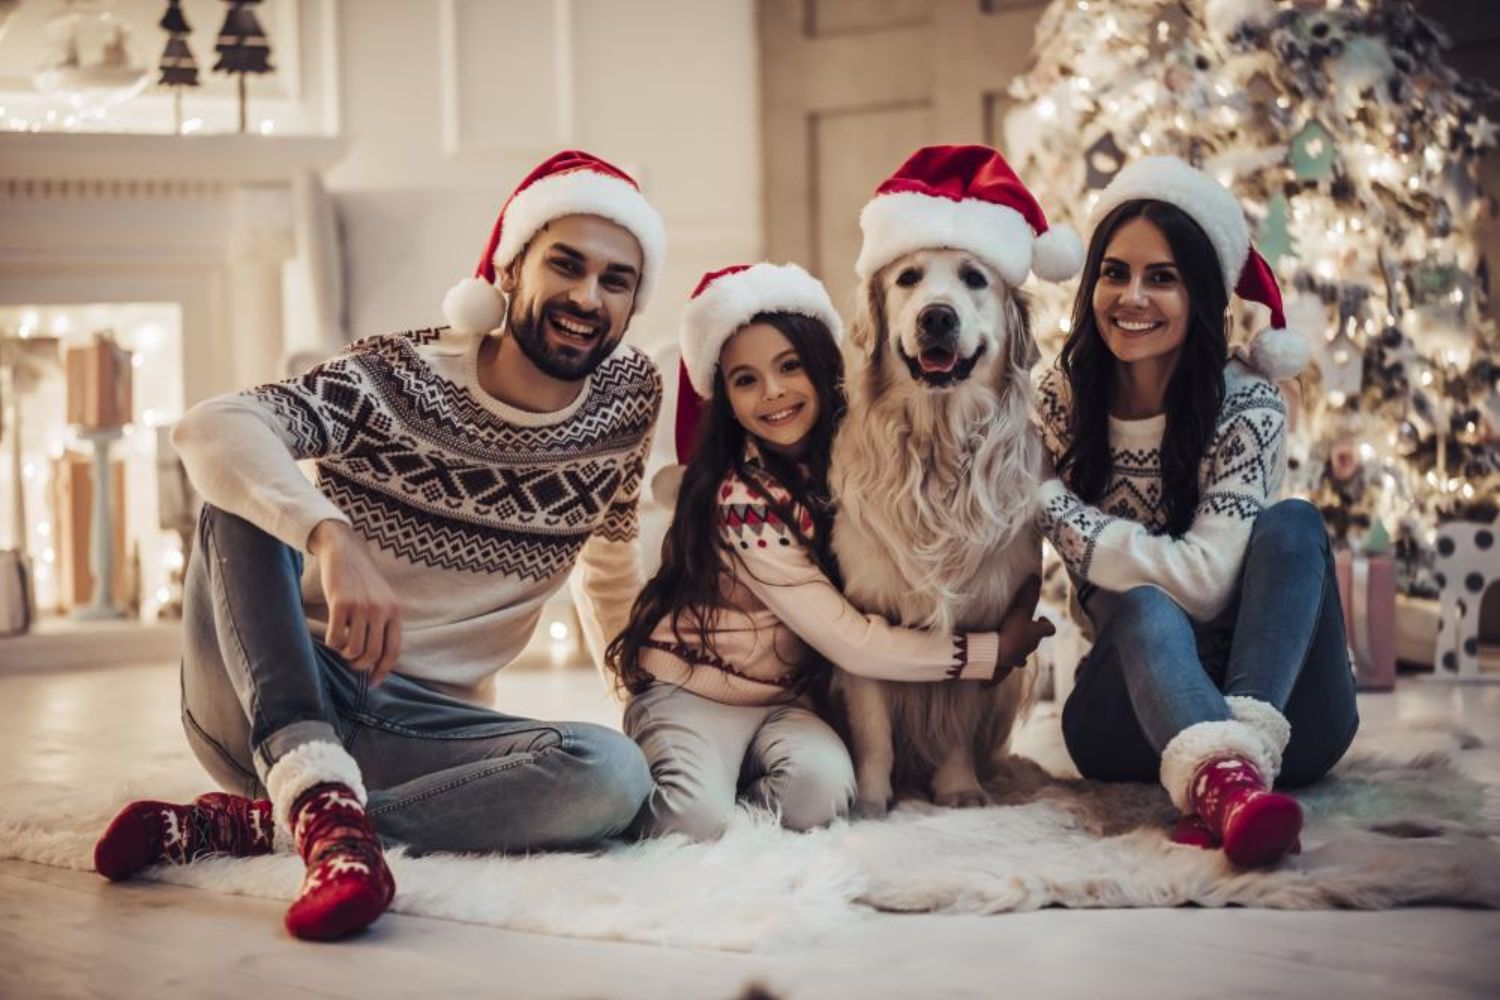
[1092,216,1191,370]
[720,321,820,457]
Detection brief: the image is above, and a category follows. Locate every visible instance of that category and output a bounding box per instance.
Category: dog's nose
[917,304,958,339]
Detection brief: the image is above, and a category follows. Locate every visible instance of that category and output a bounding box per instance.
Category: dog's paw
[852,796,892,821]
[934,789,991,809]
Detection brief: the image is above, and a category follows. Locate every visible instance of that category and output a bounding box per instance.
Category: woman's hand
[994,575,1055,676]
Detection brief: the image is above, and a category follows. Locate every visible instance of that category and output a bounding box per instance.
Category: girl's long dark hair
[1057,200,1229,537]
[605,311,847,697]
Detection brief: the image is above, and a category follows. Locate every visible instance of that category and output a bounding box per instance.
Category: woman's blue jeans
[1062,499,1360,788]
[178,504,651,854]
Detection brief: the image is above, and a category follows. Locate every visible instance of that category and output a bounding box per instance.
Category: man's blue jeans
[1062,499,1360,788]
[178,504,651,854]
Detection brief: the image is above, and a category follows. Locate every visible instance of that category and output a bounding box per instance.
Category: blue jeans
[1062,499,1359,788]
[178,504,651,854]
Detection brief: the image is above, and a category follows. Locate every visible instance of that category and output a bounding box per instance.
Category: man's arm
[174,348,402,678]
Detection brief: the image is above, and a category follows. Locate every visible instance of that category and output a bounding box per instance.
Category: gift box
[51,451,129,612]
[65,335,133,431]
[1334,551,1396,690]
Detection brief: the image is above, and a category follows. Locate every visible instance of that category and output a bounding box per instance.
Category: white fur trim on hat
[494,168,667,312]
[442,276,507,335]
[856,190,1036,287]
[265,740,367,836]
[1031,224,1085,282]
[1158,718,1276,812]
[1237,325,1311,380]
[1225,696,1292,779]
[1090,156,1249,296]
[679,263,843,398]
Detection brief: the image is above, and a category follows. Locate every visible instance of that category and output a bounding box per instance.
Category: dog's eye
[895,267,921,287]
[960,267,988,290]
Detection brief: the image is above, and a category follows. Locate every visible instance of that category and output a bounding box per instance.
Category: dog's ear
[847,276,888,359]
[1004,285,1039,374]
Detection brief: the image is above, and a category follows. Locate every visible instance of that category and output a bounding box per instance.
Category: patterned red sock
[283,783,395,941]
[1188,754,1302,868]
[94,792,273,881]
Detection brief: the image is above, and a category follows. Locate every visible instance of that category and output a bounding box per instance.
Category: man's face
[500,214,644,382]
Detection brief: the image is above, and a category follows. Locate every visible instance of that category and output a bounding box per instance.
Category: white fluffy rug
[2,709,1497,952]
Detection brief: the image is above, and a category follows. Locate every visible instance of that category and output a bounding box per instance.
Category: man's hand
[994,575,1055,676]
[308,520,403,684]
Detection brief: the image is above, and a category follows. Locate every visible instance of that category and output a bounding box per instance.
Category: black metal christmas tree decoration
[157,0,199,134]
[212,0,274,134]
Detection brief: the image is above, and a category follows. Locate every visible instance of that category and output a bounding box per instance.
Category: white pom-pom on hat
[1031,224,1085,282]
[442,276,506,335]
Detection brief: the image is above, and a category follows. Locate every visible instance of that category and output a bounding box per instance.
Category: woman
[1034,156,1358,867]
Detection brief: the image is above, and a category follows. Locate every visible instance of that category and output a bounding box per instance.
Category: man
[93,150,666,941]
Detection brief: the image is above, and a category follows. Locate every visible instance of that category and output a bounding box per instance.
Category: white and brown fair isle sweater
[173,327,661,705]
[640,445,1004,706]
[1033,360,1288,624]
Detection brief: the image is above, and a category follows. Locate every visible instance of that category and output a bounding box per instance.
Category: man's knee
[565,725,653,837]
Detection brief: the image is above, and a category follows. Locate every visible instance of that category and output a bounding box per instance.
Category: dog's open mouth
[899,342,987,387]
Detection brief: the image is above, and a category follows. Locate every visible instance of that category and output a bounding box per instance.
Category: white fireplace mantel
[0,132,349,403]
[0,132,347,187]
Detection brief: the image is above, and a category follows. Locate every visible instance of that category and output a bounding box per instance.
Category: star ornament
[1466,116,1498,151]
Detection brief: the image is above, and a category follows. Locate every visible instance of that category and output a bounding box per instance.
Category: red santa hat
[442,149,667,334]
[1089,155,1309,380]
[856,144,1084,286]
[673,262,842,464]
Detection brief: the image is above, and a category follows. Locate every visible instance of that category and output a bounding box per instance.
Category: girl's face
[1092,216,1191,371]
[720,321,820,457]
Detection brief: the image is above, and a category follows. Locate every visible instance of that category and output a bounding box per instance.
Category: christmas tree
[157,0,199,134]
[1005,0,1498,595]
[212,0,274,133]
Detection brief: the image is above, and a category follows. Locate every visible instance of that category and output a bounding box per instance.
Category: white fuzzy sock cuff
[1225,695,1291,780]
[1158,718,1275,812]
[264,740,367,836]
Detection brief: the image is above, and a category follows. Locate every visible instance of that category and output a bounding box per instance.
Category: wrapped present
[51,451,129,612]
[66,334,133,431]
[1334,550,1396,690]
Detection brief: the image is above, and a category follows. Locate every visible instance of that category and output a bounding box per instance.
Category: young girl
[607,262,1052,841]
[1034,156,1358,868]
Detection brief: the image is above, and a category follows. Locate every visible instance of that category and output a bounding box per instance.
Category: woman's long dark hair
[605,311,847,697]
[1057,200,1229,537]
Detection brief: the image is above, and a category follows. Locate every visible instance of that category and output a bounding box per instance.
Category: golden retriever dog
[829,248,1043,816]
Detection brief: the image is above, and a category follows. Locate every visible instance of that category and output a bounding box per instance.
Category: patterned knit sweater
[1033,359,1287,623]
[639,445,1003,706]
[173,327,661,704]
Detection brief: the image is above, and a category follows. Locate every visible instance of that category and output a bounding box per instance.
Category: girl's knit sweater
[1032,359,1289,623]
[640,445,1005,705]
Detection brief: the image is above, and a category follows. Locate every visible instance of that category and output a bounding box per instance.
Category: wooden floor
[1,659,1498,1000]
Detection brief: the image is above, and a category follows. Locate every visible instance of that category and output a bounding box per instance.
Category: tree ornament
[212,0,274,134]
[1289,119,1337,181]
[1258,192,1296,267]
[1084,132,1126,190]
[157,0,198,134]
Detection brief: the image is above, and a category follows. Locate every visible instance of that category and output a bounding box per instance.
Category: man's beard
[507,298,620,382]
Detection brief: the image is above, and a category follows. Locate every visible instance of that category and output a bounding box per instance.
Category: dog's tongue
[918,348,957,374]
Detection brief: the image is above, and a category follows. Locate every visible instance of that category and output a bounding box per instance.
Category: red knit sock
[94,792,273,881]
[1189,755,1302,868]
[283,783,394,941]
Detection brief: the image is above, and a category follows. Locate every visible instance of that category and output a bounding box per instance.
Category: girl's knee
[642,783,734,842]
[1251,499,1326,555]
[772,755,855,832]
